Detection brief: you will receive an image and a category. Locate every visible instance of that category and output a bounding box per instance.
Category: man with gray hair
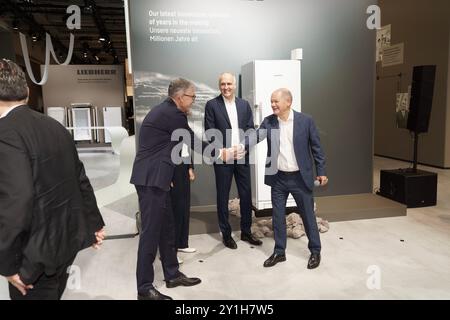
[130,78,240,300]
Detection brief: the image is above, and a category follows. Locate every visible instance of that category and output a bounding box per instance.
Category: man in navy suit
[245,88,328,269]
[130,78,239,300]
[204,73,262,249]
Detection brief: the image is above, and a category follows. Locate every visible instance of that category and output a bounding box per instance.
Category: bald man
[204,72,262,249]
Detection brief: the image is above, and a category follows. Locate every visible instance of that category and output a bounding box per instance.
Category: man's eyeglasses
[183,94,196,101]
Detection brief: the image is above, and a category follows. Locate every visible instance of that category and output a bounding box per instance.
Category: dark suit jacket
[247,110,326,191]
[204,95,254,149]
[130,98,211,191]
[0,106,104,284]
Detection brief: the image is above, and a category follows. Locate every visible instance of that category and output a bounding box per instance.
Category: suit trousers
[271,171,321,255]
[170,164,191,249]
[9,255,76,300]
[136,186,179,294]
[213,163,252,239]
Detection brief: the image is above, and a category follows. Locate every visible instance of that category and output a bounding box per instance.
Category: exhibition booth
[1,0,449,302]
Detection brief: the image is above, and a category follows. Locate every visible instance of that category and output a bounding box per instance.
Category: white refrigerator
[241,60,302,212]
[103,107,123,143]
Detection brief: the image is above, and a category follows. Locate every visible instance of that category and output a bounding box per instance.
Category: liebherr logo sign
[19,5,80,85]
[77,69,117,76]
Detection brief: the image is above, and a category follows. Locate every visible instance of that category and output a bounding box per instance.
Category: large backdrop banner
[128,0,376,206]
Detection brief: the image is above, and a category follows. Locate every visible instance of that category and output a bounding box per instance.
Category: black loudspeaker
[407,65,436,133]
[379,169,437,208]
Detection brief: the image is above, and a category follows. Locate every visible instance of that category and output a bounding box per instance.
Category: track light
[84,0,94,13]
[12,20,19,31]
[99,33,110,43]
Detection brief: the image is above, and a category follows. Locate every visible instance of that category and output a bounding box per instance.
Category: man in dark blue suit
[204,73,262,249]
[130,78,238,300]
[245,88,328,269]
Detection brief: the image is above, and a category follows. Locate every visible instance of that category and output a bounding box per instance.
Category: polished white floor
[1,155,449,300]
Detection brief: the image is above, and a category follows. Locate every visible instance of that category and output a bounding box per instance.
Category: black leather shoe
[307,253,321,269]
[263,253,286,267]
[166,273,201,288]
[241,232,263,246]
[223,237,237,249]
[137,288,173,300]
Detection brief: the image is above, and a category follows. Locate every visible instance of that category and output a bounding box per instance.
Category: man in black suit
[204,73,262,249]
[0,59,105,300]
[130,78,239,300]
[170,146,196,263]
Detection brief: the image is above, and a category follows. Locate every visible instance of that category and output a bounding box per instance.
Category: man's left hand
[92,228,106,250]
[188,168,195,181]
[6,274,33,296]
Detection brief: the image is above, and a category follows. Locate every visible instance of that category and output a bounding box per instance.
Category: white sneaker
[159,256,184,264]
[178,247,197,253]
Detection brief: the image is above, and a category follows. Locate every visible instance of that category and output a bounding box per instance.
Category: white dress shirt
[0,103,22,119]
[277,109,299,172]
[223,96,240,147]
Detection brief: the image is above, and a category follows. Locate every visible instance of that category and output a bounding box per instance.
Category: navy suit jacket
[247,110,326,191]
[204,95,254,149]
[130,98,211,191]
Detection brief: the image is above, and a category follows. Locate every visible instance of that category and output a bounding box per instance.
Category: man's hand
[92,227,106,250]
[234,144,246,159]
[6,274,33,296]
[219,148,230,162]
[188,168,195,181]
[220,146,246,162]
[316,176,328,186]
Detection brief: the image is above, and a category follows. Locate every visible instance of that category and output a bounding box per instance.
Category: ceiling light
[84,0,93,13]
[12,20,19,31]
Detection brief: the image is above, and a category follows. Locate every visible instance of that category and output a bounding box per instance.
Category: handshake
[220,144,246,162]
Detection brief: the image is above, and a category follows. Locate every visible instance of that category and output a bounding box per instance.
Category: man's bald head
[218,72,236,101]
